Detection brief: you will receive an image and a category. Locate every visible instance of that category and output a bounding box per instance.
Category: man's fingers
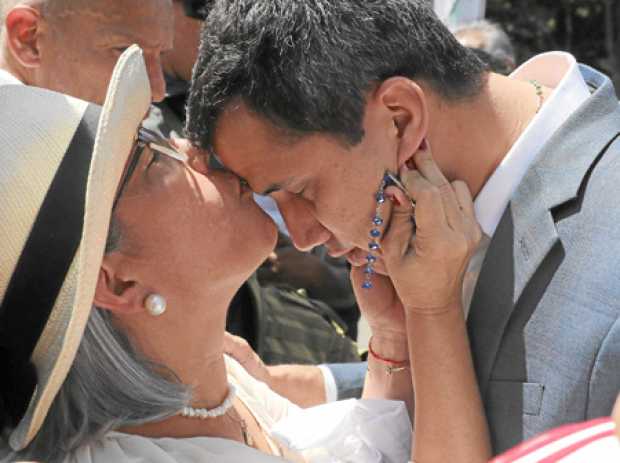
[223,332,270,383]
[223,332,252,361]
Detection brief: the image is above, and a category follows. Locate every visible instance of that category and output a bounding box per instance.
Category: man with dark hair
[0,0,173,103]
[143,0,366,409]
[186,0,620,455]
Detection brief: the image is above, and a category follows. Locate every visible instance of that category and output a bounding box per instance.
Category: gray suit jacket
[468,64,620,454]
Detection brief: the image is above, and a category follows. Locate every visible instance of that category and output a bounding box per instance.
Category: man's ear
[4,6,44,69]
[93,258,147,315]
[375,77,429,168]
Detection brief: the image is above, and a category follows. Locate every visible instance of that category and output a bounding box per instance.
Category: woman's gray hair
[2,218,191,462]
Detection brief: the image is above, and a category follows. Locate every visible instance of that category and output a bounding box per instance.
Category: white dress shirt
[0,69,22,85]
[463,52,591,316]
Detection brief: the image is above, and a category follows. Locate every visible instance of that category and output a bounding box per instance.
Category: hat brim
[9,45,151,450]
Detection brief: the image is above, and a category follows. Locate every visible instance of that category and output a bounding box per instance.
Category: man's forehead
[98,28,173,49]
[92,2,174,46]
[214,103,298,163]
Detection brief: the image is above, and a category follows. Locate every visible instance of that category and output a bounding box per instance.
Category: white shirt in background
[463,52,591,316]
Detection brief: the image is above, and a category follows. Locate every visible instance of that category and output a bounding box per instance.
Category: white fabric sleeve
[317,364,339,403]
[271,399,412,463]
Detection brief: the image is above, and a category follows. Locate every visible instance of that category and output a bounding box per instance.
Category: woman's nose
[274,193,331,252]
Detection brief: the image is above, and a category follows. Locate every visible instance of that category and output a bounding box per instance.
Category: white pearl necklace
[180,383,237,419]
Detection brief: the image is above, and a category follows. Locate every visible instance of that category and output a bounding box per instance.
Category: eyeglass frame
[112,127,188,211]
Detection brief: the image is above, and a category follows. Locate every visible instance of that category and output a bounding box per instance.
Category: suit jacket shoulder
[468,65,620,454]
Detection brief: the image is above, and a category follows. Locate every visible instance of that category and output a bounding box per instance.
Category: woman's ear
[93,259,147,315]
[4,6,44,69]
[376,77,429,168]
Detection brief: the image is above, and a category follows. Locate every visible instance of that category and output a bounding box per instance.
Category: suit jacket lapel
[468,65,620,397]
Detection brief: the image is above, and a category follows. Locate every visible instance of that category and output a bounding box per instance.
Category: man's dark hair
[186,0,487,149]
[180,0,210,20]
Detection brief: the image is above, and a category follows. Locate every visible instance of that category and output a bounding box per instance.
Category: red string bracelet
[368,336,409,365]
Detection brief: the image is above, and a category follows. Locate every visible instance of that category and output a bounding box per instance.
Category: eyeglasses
[112,127,188,211]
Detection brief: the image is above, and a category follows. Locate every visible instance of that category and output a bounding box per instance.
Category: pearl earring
[145,293,167,317]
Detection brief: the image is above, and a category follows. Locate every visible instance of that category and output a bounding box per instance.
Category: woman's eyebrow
[259,184,283,195]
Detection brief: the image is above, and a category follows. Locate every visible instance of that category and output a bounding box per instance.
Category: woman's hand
[350,265,406,339]
[382,144,482,315]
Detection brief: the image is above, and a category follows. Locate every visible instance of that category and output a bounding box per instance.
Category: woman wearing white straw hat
[1,40,293,462]
[1,48,484,463]
[0,45,151,459]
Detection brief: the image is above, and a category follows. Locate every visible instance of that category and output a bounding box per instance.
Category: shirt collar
[0,69,23,85]
[474,52,591,237]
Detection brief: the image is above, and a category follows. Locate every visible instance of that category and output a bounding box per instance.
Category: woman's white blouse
[65,356,411,463]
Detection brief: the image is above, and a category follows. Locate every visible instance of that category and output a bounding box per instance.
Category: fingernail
[419,138,428,151]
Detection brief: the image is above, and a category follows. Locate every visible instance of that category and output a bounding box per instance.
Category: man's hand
[224,332,328,408]
[223,332,271,384]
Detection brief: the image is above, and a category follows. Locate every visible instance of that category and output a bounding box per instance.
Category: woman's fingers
[452,180,483,250]
[386,167,447,237]
[346,248,388,275]
[411,148,464,231]
[452,180,475,218]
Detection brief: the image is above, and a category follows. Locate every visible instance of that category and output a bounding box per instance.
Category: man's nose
[274,193,331,252]
[146,55,167,103]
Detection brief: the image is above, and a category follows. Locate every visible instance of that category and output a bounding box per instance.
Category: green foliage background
[486,0,619,83]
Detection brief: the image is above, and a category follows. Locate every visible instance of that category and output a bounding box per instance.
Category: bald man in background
[0,0,173,102]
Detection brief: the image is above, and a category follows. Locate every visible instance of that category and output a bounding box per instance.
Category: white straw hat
[0,45,151,451]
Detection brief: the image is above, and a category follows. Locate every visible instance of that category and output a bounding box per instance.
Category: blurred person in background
[453,20,516,74]
[0,0,174,103]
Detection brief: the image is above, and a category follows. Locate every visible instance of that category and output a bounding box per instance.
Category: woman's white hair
[1,220,191,462]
